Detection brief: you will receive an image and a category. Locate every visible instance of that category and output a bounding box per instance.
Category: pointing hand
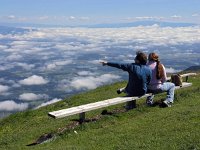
[100,61,107,66]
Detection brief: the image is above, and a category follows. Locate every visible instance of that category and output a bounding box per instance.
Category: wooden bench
[48,73,196,121]
[166,72,197,82]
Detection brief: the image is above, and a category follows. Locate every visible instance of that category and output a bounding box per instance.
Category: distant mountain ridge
[0,26,32,35]
[183,65,200,72]
[0,20,198,28]
[85,21,198,28]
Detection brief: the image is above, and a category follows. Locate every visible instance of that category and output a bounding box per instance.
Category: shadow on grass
[26,102,169,147]
[26,107,127,146]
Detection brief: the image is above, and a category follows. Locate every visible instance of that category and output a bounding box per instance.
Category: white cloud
[0,100,28,111]
[0,78,4,82]
[0,79,21,88]
[192,13,200,17]
[88,60,102,65]
[6,54,23,61]
[12,83,21,88]
[171,15,182,19]
[45,60,72,70]
[55,60,72,65]
[57,79,71,92]
[0,63,15,71]
[165,67,181,73]
[135,16,164,20]
[77,71,96,76]
[46,64,57,70]
[35,98,62,109]
[39,16,49,20]
[16,63,35,70]
[0,45,8,50]
[70,74,121,90]
[7,15,16,19]
[19,75,48,85]
[57,74,121,91]
[80,17,90,21]
[0,85,9,95]
[69,16,76,20]
[19,93,49,101]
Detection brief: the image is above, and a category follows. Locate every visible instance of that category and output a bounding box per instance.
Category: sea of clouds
[0,25,200,117]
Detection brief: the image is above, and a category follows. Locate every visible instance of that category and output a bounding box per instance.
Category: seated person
[100,51,152,109]
[147,52,175,107]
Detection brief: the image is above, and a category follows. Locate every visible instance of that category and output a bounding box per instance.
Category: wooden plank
[48,107,83,119]
[180,73,196,78]
[175,82,192,89]
[104,94,151,106]
[48,101,110,119]
[104,97,135,105]
[78,101,109,112]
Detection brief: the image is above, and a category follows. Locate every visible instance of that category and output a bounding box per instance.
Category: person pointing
[100,51,152,109]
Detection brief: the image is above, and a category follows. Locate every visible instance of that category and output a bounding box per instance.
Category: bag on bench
[171,74,182,86]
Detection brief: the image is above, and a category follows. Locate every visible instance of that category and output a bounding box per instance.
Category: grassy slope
[0,74,199,150]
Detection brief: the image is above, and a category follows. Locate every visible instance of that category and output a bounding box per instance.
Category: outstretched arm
[100,61,108,66]
[100,61,130,71]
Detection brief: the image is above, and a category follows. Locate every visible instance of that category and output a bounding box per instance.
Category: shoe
[162,100,172,107]
[146,95,154,106]
[117,89,121,94]
[117,88,125,94]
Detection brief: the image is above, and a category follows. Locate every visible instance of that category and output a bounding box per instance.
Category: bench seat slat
[48,107,84,118]
[180,73,196,78]
[104,94,151,106]
[78,101,109,111]
[175,82,192,89]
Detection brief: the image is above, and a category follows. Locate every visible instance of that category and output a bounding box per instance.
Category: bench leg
[79,112,85,123]
[125,100,136,110]
[185,76,189,82]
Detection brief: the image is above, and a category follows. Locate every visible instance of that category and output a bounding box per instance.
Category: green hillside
[0,73,199,150]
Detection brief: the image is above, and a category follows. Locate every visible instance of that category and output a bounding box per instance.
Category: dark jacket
[107,62,152,96]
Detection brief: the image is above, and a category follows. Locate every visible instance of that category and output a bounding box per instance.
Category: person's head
[148,52,159,62]
[135,51,147,65]
[148,52,164,79]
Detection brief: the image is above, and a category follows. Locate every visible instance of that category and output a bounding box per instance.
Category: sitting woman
[147,52,175,107]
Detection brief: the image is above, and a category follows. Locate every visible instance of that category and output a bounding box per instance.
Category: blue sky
[0,0,200,26]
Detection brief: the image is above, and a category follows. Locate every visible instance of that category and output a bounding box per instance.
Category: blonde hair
[148,53,164,79]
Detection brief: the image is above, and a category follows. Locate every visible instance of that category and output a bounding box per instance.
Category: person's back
[101,51,152,97]
[127,64,152,96]
[107,62,151,96]
[147,61,167,90]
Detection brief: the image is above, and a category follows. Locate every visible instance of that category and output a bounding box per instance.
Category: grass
[0,74,199,150]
